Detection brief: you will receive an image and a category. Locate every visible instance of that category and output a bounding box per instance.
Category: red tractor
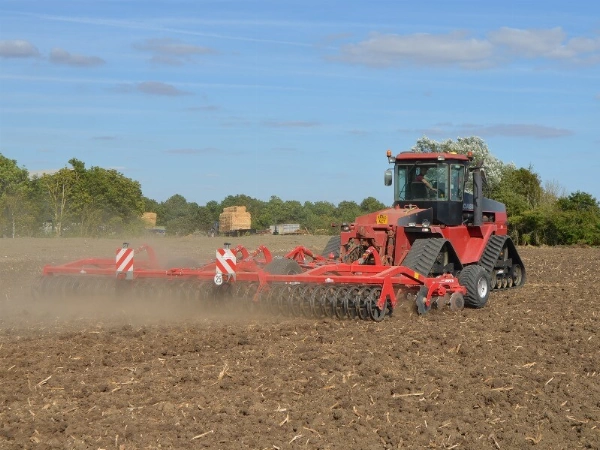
[36,150,525,320]
[329,150,525,313]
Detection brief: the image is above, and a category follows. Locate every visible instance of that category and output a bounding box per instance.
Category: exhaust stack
[472,166,483,227]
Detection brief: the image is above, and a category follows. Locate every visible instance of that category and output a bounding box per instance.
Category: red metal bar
[39,243,468,315]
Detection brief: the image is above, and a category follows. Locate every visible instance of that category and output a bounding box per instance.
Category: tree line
[412,136,600,246]
[1,137,599,245]
[0,154,387,238]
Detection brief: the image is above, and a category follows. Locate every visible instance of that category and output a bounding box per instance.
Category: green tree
[202,200,222,231]
[79,165,144,235]
[557,191,600,213]
[221,194,262,212]
[0,154,38,237]
[36,159,146,237]
[548,191,600,245]
[336,200,361,223]
[220,194,266,229]
[254,196,283,229]
[39,167,78,236]
[47,159,145,236]
[360,197,387,212]
[282,200,304,224]
[539,180,566,209]
[511,191,600,246]
[492,165,542,217]
[411,135,506,191]
[194,205,217,233]
[142,197,161,217]
[161,194,200,235]
[304,201,337,234]
[546,210,600,246]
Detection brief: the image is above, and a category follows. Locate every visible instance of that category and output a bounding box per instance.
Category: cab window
[397,163,449,201]
[450,164,465,201]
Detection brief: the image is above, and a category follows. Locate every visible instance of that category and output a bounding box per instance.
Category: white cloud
[489,27,600,62]
[137,81,189,96]
[461,123,573,139]
[409,122,573,139]
[263,120,320,128]
[488,27,566,57]
[49,48,105,67]
[134,38,215,56]
[334,27,600,69]
[134,38,217,65]
[335,31,493,69]
[115,81,191,96]
[0,39,40,58]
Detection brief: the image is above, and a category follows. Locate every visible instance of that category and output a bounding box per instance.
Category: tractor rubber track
[478,235,507,274]
[478,235,525,291]
[321,236,341,259]
[403,238,448,276]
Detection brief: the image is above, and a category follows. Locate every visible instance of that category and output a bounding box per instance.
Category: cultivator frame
[35,242,468,321]
[35,151,528,320]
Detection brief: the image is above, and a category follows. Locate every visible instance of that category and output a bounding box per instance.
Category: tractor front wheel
[458,265,491,308]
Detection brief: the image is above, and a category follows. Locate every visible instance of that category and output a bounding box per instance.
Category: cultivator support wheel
[449,292,465,311]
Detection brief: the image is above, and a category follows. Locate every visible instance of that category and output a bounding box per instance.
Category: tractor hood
[353,206,433,228]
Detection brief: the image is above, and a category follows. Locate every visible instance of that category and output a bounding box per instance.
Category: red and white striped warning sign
[214,248,236,285]
[116,247,134,279]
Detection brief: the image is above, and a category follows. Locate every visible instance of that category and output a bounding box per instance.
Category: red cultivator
[35,150,526,320]
[34,241,467,321]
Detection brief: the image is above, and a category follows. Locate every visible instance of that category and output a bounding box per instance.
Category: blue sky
[1,0,599,206]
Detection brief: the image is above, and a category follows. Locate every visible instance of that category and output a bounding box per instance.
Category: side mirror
[384,169,393,186]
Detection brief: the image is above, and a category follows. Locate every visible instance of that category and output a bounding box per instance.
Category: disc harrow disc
[34,275,399,322]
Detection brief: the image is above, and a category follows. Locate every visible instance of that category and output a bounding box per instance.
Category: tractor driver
[415,167,438,194]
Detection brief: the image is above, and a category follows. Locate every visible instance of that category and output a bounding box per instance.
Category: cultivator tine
[32,276,50,300]
[415,286,430,315]
[345,288,358,318]
[32,275,110,301]
[212,282,393,322]
[332,285,347,319]
[309,285,328,318]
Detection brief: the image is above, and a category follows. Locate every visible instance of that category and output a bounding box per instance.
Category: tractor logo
[376,214,388,225]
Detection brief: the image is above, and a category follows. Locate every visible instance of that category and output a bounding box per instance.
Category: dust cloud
[0,235,330,332]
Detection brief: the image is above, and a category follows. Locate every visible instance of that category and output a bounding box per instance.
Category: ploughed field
[0,236,598,450]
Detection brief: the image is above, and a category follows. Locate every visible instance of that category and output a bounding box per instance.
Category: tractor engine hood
[353,206,433,228]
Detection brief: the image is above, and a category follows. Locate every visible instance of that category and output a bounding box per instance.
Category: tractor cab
[384,151,472,226]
